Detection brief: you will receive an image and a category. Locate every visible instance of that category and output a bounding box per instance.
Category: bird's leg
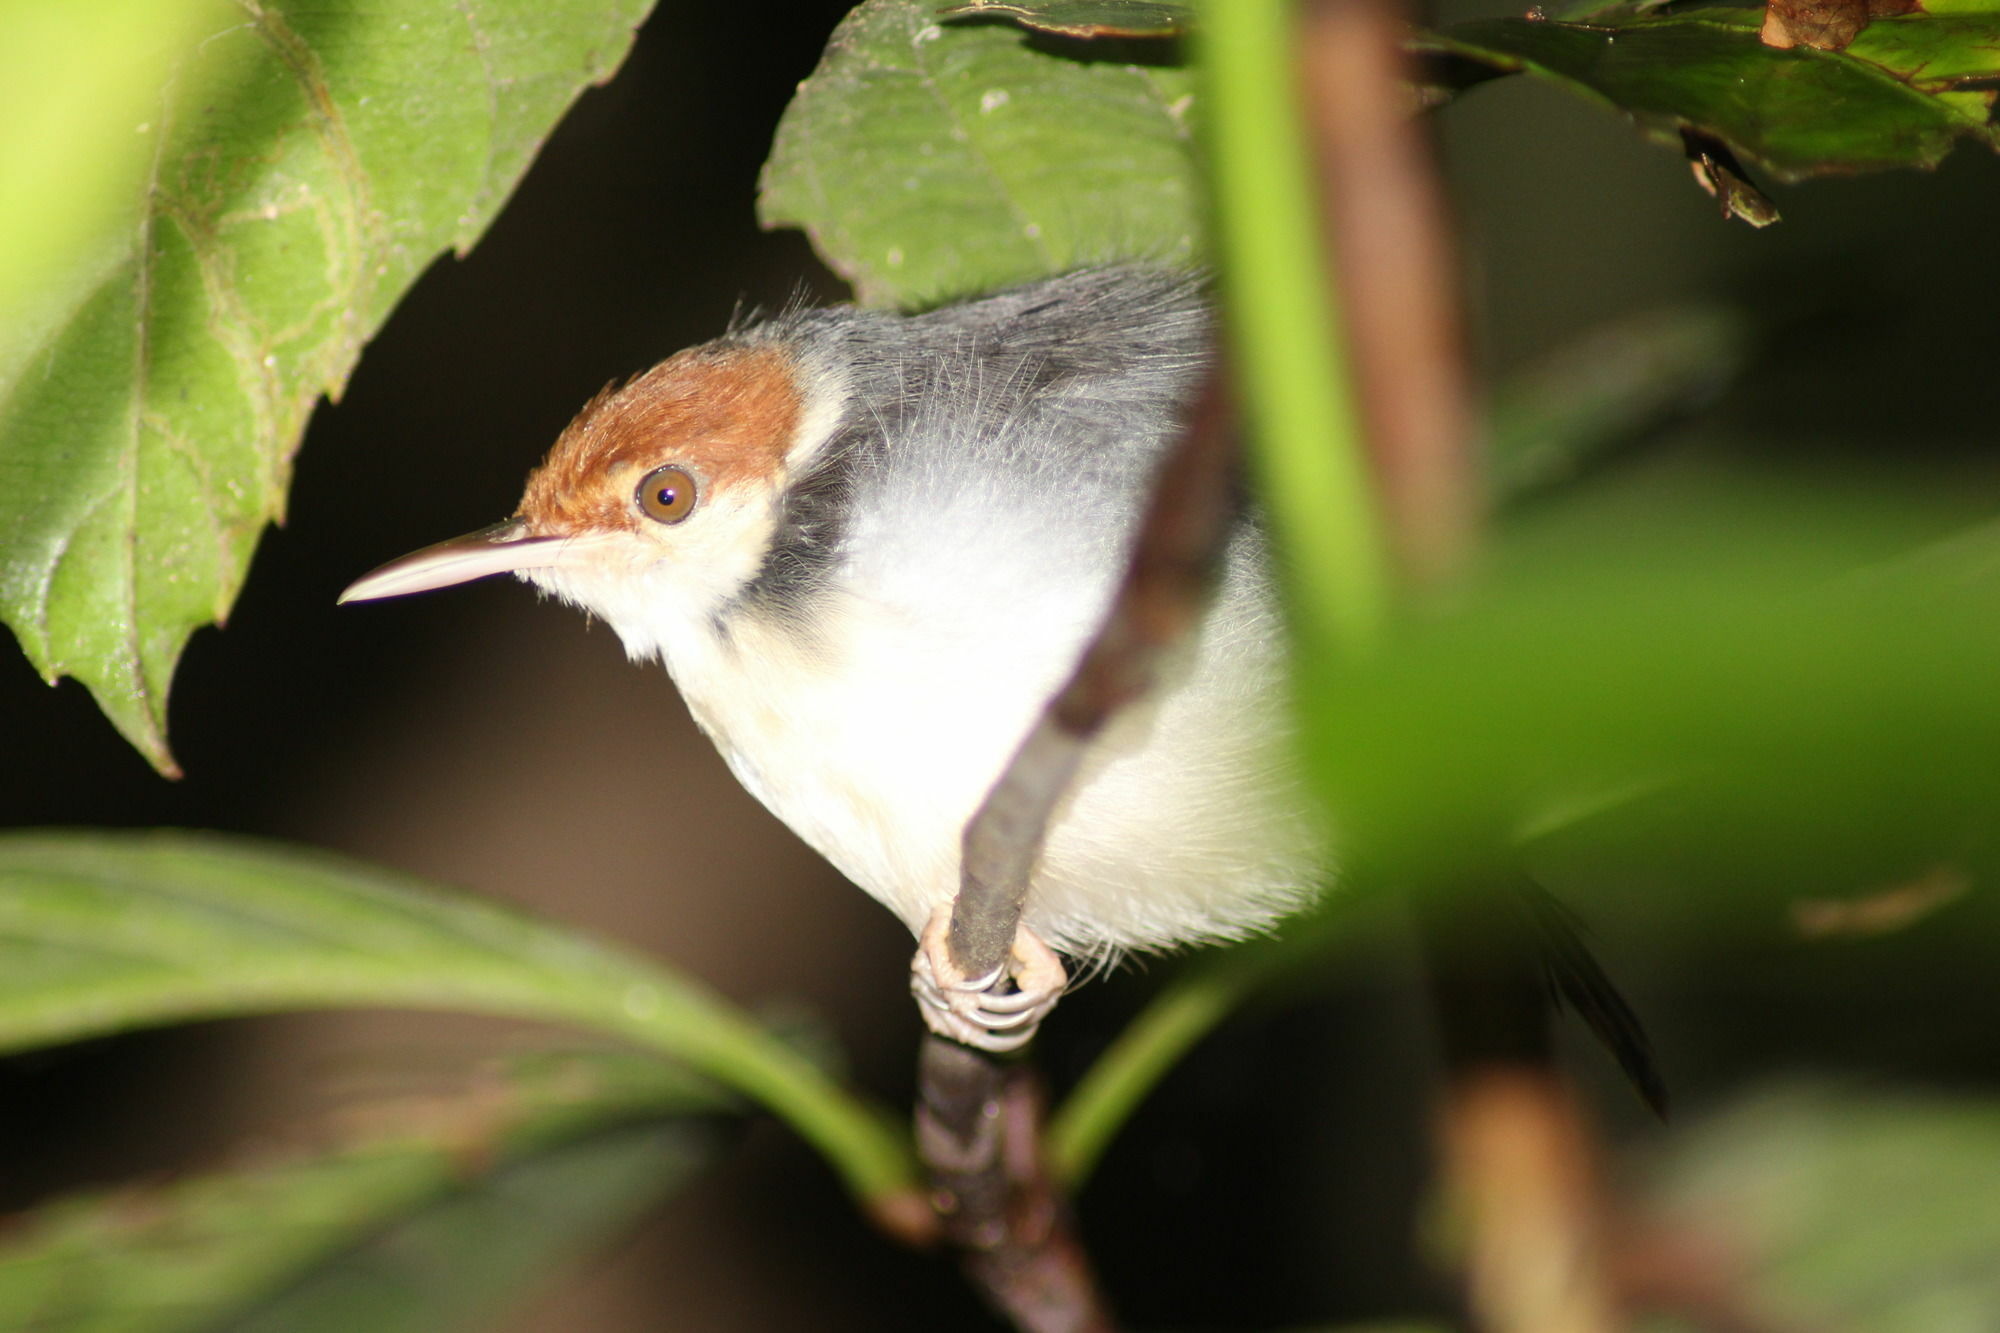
[911,904,1067,1053]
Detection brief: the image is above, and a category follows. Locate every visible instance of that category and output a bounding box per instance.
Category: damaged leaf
[1759,0,1917,52]
[1683,128,1782,226]
[1413,2,2000,210]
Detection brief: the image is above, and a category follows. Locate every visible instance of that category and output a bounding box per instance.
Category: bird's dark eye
[635,465,697,524]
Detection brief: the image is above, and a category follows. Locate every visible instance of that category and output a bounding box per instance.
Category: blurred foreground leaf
[0,1,228,320]
[1485,305,1750,508]
[1641,1085,2000,1332]
[1291,479,2000,900]
[758,0,1200,306]
[0,831,916,1206]
[0,1050,726,1333]
[1413,4,2000,201]
[0,0,654,772]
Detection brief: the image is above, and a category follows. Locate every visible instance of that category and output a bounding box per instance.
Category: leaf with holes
[758,0,1201,308]
[0,0,654,774]
[0,1050,728,1332]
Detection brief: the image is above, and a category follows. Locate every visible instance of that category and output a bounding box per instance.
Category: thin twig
[1297,0,1627,1324]
[1442,1067,1622,1333]
[1421,886,1621,1332]
[945,370,1239,994]
[1300,0,1478,586]
[918,369,1237,1331]
[1205,1,1388,660]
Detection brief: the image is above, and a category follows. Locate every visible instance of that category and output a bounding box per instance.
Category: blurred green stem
[1047,950,1271,1187]
[1049,916,1350,1188]
[1071,0,1392,1187]
[1201,0,1387,660]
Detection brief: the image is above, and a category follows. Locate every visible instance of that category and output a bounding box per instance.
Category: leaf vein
[452,0,508,250]
[905,20,1054,266]
[239,0,380,366]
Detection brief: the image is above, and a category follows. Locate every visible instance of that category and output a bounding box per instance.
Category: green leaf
[0,830,919,1211]
[1289,480,2000,896]
[0,1,230,323]
[0,1050,726,1333]
[757,0,1200,307]
[0,0,656,774]
[1205,0,1386,660]
[934,2,1194,38]
[1412,6,2000,184]
[1644,1086,2000,1332]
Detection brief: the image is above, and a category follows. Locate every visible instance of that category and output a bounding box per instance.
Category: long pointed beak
[340,520,579,604]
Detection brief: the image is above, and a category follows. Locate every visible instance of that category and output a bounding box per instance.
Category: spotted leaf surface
[758,0,1201,308]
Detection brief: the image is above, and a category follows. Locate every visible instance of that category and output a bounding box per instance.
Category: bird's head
[341,340,841,661]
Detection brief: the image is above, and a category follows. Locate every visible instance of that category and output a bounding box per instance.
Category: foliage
[0,0,654,772]
[1414,0,2000,181]
[0,1051,725,1332]
[1638,1087,2000,1333]
[0,830,914,1202]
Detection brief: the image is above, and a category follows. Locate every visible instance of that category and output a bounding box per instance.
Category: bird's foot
[911,906,1067,1053]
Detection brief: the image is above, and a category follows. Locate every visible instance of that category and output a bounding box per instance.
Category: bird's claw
[911,906,1067,1053]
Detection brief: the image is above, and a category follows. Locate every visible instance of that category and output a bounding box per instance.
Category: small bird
[343,268,1326,1050]
[341,266,1669,1107]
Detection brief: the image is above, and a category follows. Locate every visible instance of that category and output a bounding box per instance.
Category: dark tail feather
[1518,884,1670,1120]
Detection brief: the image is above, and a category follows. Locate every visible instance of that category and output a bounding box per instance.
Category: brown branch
[1420,880,1630,1333]
[1300,0,1634,1321]
[921,366,1237,1330]
[945,369,1240,994]
[1443,1067,1623,1333]
[1301,0,1478,588]
[916,1037,1117,1333]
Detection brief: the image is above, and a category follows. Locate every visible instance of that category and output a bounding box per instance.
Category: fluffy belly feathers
[671,547,1328,962]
